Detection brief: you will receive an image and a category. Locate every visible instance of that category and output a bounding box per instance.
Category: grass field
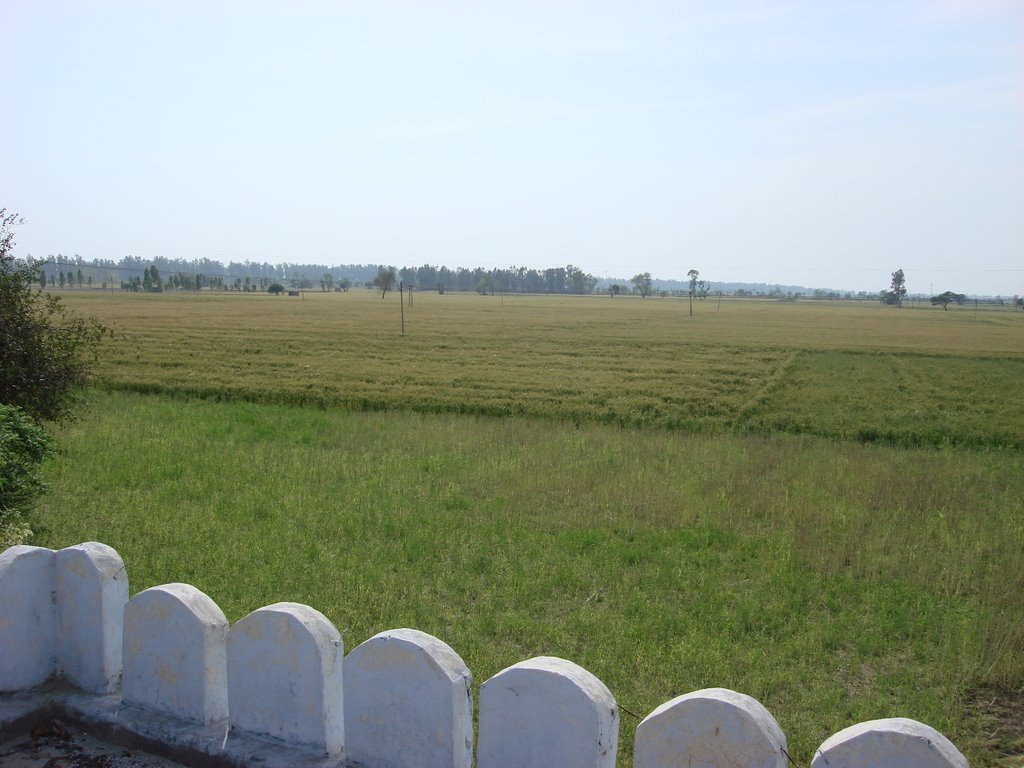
[30,290,1024,765]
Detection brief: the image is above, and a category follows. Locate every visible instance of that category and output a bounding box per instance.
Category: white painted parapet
[0,542,976,768]
[55,542,128,693]
[0,545,56,691]
[227,602,344,755]
[634,687,787,768]
[478,656,619,768]
[122,583,229,724]
[344,627,473,768]
[811,718,969,768]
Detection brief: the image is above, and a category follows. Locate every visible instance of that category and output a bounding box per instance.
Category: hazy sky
[2,1,1022,295]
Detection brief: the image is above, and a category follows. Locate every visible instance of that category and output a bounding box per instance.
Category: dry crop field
[61,290,1024,447]
[34,289,1024,765]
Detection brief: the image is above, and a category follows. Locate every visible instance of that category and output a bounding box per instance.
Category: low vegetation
[0,211,104,545]
[24,290,1024,764]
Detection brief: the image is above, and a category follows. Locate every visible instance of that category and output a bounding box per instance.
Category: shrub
[0,209,105,422]
[0,404,51,547]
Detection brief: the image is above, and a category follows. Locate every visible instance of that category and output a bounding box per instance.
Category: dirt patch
[965,685,1024,765]
[0,718,189,768]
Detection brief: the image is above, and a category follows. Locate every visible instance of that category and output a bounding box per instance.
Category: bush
[0,404,51,547]
[0,209,105,422]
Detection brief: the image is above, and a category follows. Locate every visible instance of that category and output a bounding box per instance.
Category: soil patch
[0,718,189,768]
[965,685,1024,766]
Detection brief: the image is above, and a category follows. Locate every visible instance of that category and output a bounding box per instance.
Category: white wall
[0,542,970,768]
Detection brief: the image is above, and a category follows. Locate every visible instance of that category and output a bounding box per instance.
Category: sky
[2,1,1022,296]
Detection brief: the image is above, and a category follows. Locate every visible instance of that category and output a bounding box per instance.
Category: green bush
[0,209,105,422]
[0,404,51,547]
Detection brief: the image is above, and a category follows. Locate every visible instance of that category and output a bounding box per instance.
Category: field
[33,290,1024,765]
[61,290,1024,447]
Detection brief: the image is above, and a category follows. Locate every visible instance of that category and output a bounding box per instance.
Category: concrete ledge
[0,683,344,768]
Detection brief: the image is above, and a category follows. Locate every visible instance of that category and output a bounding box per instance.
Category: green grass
[745,350,1024,448]
[35,391,1024,766]
[24,291,1024,764]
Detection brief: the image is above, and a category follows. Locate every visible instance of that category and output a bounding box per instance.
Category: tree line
[33,254,615,295]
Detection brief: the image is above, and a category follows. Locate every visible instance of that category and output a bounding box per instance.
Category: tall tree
[885,269,907,306]
[687,269,700,315]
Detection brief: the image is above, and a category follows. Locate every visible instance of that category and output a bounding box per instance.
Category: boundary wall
[0,542,970,768]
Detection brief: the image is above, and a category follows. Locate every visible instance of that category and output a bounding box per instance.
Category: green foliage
[267,282,285,295]
[0,404,51,547]
[0,209,106,422]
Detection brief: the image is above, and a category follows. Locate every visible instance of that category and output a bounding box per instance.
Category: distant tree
[322,273,333,292]
[567,265,587,294]
[0,209,105,422]
[338,277,351,292]
[687,269,700,315]
[882,269,907,306]
[609,284,621,297]
[58,271,66,289]
[268,282,285,295]
[631,272,652,298]
[39,271,46,289]
[687,269,699,296]
[372,267,397,298]
[930,291,966,310]
[477,274,496,295]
